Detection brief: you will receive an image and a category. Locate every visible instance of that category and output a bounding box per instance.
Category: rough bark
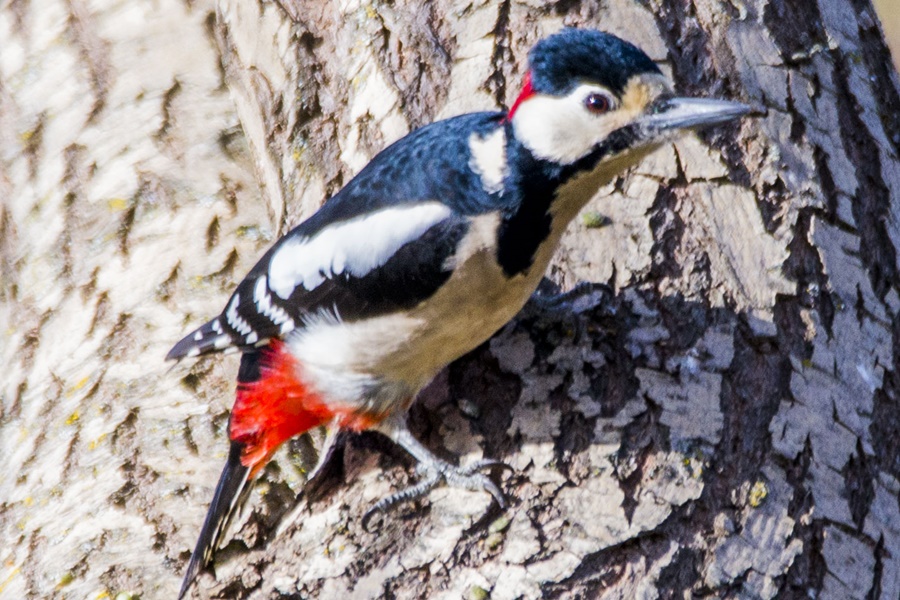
[2,0,900,599]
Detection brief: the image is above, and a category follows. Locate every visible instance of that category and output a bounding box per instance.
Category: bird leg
[301,424,344,494]
[363,416,509,527]
[275,424,345,538]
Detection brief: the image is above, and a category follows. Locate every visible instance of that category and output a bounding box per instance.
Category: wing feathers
[168,114,509,362]
[167,318,233,361]
[267,202,453,300]
[167,205,470,361]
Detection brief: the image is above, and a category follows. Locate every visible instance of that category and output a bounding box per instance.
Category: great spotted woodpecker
[170,28,749,597]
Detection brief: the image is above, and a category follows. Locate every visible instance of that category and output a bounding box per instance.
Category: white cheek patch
[268,202,453,299]
[468,128,508,194]
[511,84,620,164]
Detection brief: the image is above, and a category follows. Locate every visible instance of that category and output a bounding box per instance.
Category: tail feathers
[167,317,238,361]
[178,441,253,600]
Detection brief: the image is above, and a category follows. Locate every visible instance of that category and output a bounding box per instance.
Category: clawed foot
[362,418,513,529]
[362,457,510,529]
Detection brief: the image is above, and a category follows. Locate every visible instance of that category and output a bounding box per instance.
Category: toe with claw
[362,418,512,529]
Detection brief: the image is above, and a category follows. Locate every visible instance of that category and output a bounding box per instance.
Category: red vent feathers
[228,340,377,477]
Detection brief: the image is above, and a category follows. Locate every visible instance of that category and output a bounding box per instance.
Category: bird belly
[285,211,562,417]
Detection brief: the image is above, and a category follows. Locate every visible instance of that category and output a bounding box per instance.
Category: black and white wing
[167,203,469,360]
[167,112,510,361]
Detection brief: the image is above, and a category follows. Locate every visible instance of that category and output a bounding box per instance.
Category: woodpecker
[170,28,749,598]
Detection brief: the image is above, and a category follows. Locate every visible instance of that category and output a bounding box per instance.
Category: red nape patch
[506,71,535,121]
[228,340,378,477]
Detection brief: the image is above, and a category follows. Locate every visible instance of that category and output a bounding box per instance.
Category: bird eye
[584,93,612,114]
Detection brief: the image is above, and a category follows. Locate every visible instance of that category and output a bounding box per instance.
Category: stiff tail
[178,440,252,600]
[178,343,371,598]
[178,351,263,599]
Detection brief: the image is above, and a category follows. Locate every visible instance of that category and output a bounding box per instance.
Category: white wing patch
[225,293,254,338]
[268,202,453,300]
[253,276,295,334]
[468,128,508,194]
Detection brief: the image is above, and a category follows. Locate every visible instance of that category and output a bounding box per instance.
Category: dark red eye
[584,93,612,114]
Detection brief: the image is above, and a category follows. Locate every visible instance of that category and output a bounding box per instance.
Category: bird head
[508,28,749,166]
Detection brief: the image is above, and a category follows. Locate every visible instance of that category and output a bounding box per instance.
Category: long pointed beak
[178,441,252,600]
[643,97,751,132]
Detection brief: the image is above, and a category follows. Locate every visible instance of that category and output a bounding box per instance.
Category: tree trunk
[2,0,900,598]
